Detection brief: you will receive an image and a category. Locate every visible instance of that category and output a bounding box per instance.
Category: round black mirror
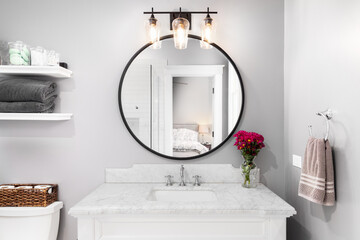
[119,35,244,160]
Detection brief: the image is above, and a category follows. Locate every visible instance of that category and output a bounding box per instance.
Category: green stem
[242,155,256,187]
[244,172,250,185]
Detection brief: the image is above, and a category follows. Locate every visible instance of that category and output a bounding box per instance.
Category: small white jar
[31,46,45,66]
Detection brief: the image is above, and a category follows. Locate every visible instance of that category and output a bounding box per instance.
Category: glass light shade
[200,16,214,49]
[145,17,161,49]
[172,17,190,49]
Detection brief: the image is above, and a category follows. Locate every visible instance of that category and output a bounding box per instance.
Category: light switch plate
[292,155,302,168]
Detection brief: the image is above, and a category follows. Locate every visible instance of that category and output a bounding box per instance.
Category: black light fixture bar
[144,7,217,31]
[143,11,218,14]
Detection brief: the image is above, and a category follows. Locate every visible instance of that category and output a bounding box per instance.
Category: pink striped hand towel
[298,137,335,206]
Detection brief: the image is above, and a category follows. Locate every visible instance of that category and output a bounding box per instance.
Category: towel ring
[309,109,333,141]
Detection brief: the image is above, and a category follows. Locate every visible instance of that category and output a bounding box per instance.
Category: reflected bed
[173,124,209,157]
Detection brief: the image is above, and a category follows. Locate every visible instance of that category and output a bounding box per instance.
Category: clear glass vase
[241,155,259,188]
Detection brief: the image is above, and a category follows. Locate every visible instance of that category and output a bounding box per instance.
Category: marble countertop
[68,183,296,217]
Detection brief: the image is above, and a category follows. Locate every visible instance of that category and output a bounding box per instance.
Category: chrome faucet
[193,175,201,186]
[179,165,186,186]
[165,175,173,186]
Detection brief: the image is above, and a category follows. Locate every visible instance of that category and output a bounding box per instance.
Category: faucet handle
[192,175,201,186]
[165,175,173,186]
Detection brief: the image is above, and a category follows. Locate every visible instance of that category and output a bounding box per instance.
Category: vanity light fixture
[172,8,190,49]
[145,8,161,49]
[200,8,214,49]
[143,7,218,50]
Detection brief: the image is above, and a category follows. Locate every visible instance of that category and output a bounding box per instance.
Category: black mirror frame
[118,34,245,160]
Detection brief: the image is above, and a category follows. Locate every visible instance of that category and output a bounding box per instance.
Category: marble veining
[68,183,296,217]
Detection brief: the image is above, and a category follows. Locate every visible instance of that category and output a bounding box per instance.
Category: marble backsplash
[106,164,260,184]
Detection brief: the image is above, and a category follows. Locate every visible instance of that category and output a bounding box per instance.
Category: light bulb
[200,11,214,49]
[149,24,158,42]
[145,11,161,49]
[172,17,190,50]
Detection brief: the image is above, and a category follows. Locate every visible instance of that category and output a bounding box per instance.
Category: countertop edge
[68,209,296,218]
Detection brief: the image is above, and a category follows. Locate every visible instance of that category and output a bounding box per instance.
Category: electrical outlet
[292,155,302,168]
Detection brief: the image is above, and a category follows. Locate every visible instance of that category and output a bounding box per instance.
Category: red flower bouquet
[233,130,265,187]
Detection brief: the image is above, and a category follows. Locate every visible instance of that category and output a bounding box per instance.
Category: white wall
[173,77,212,125]
[0,1,285,239]
[284,0,360,239]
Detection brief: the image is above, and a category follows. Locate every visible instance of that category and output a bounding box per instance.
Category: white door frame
[163,65,224,155]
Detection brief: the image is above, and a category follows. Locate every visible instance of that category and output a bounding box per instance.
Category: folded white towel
[15,186,33,189]
[34,185,52,189]
[0,185,15,189]
[35,185,52,193]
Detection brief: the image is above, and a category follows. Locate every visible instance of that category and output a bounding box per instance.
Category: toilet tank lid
[0,201,63,217]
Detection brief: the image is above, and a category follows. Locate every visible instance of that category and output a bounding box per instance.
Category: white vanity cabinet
[69,165,296,240]
[75,214,288,240]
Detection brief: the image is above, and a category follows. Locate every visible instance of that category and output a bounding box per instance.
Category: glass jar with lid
[8,41,30,65]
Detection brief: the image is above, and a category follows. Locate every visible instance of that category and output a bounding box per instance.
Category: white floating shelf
[0,113,73,121]
[0,66,72,78]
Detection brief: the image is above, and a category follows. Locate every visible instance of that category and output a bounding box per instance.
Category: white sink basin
[148,189,218,202]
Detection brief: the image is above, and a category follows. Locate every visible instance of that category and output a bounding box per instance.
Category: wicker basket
[0,184,58,207]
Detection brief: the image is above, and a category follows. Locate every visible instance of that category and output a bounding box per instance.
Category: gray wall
[0,0,285,239]
[284,0,360,239]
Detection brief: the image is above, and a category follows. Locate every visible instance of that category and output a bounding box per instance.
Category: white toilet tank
[0,201,63,240]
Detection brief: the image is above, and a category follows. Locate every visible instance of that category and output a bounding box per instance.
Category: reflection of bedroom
[121,38,242,158]
[173,77,213,157]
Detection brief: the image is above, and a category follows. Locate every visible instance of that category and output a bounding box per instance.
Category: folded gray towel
[0,78,57,102]
[0,95,57,113]
[41,104,55,113]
